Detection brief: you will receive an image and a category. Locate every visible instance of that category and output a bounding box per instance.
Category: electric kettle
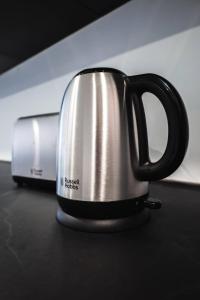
[56,68,189,232]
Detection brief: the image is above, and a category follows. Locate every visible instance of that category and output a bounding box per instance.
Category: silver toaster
[12,113,59,188]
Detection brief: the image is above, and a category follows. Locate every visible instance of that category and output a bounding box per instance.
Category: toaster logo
[30,168,43,176]
[65,178,79,190]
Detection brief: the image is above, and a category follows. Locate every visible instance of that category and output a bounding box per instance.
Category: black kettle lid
[76,67,126,76]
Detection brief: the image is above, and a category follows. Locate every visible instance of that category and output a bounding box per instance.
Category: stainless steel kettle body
[56,68,188,230]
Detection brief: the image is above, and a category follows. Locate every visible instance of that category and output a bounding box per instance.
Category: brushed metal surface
[12,113,59,181]
[57,71,148,201]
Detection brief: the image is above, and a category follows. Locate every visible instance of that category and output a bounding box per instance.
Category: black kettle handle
[127,73,189,181]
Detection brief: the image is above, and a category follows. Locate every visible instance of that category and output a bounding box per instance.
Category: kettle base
[56,207,150,233]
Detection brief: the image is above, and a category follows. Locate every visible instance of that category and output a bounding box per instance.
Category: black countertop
[1,162,200,300]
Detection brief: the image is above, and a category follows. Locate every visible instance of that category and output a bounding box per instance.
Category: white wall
[0,0,200,184]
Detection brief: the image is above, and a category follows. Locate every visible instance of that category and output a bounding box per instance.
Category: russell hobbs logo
[62,177,80,190]
[30,168,43,176]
